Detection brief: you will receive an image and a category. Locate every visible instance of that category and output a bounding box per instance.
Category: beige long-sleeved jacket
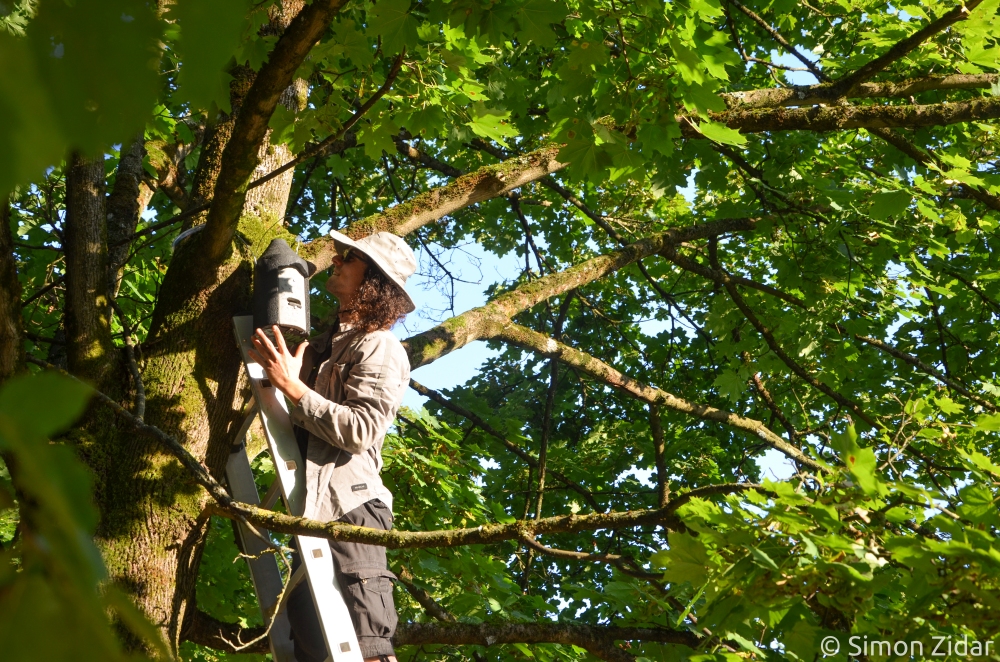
[288,325,409,522]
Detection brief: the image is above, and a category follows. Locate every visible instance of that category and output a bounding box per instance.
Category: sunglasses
[341,248,370,264]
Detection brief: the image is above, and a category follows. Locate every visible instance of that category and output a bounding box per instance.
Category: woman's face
[326,248,369,304]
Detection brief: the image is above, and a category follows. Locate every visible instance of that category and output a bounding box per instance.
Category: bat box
[253,239,315,344]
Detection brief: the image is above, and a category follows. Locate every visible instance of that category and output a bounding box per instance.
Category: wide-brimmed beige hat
[328,230,417,313]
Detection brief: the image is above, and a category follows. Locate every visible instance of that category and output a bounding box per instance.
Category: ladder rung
[262,479,282,510]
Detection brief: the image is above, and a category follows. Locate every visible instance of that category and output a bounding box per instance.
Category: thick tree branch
[722,74,999,110]
[493,323,826,471]
[185,611,697,659]
[649,405,669,507]
[830,0,984,95]
[686,97,1000,137]
[198,0,349,266]
[107,133,150,295]
[403,218,757,368]
[301,145,568,271]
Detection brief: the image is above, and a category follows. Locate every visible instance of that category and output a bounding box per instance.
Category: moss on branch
[301,144,567,270]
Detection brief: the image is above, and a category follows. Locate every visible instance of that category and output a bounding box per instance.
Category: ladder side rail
[233,315,363,662]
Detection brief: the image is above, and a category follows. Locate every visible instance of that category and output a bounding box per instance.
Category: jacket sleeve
[289,333,409,455]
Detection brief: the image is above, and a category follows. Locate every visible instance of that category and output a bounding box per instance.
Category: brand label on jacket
[351,483,367,492]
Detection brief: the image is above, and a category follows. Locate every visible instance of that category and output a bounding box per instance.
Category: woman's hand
[247,325,309,405]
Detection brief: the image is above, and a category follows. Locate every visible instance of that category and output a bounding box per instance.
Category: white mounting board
[233,315,362,662]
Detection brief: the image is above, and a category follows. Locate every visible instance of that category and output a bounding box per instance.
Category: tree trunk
[64,153,115,386]
[93,45,305,660]
[0,197,23,382]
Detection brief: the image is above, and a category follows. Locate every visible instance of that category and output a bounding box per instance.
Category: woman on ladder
[249,230,417,662]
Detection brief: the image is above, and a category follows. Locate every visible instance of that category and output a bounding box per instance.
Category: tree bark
[92,1,316,650]
[107,134,153,296]
[687,96,1000,137]
[720,74,998,110]
[64,153,115,386]
[300,145,568,271]
[0,197,23,382]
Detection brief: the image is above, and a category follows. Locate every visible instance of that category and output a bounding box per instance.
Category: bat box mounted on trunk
[254,238,315,344]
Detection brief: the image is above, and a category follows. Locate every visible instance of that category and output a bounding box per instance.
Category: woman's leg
[286,500,398,661]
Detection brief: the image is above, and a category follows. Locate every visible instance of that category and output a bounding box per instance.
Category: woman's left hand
[248,325,309,404]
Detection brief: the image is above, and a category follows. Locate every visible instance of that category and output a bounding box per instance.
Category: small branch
[494,323,827,472]
[725,0,829,81]
[109,298,146,420]
[409,379,602,512]
[21,275,65,308]
[717,268,880,430]
[852,332,997,413]
[648,405,669,507]
[830,0,984,95]
[750,372,797,440]
[397,566,457,623]
[869,126,1000,213]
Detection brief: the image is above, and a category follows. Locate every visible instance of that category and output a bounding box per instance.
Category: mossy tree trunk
[77,2,311,648]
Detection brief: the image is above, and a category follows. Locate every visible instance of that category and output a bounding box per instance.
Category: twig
[724,0,829,81]
[21,275,65,308]
[409,379,603,512]
[109,299,146,421]
[717,266,881,430]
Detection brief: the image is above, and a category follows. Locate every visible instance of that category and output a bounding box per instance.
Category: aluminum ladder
[223,315,362,662]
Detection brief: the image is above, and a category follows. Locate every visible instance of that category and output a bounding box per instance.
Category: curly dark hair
[341,265,411,333]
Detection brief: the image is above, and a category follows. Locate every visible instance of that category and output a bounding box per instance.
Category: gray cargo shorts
[287,499,398,660]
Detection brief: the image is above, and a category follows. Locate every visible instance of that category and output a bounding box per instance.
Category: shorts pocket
[339,566,398,638]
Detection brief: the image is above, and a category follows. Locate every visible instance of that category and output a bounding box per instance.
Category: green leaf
[869,190,911,219]
[959,484,1000,525]
[0,0,161,194]
[466,105,520,147]
[669,35,705,85]
[333,19,375,67]
[0,371,91,440]
[651,532,713,585]
[514,0,565,47]
[169,0,250,113]
[696,120,747,146]
[713,369,745,402]
[831,425,882,496]
[749,546,780,571]
[368,0,419,55]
